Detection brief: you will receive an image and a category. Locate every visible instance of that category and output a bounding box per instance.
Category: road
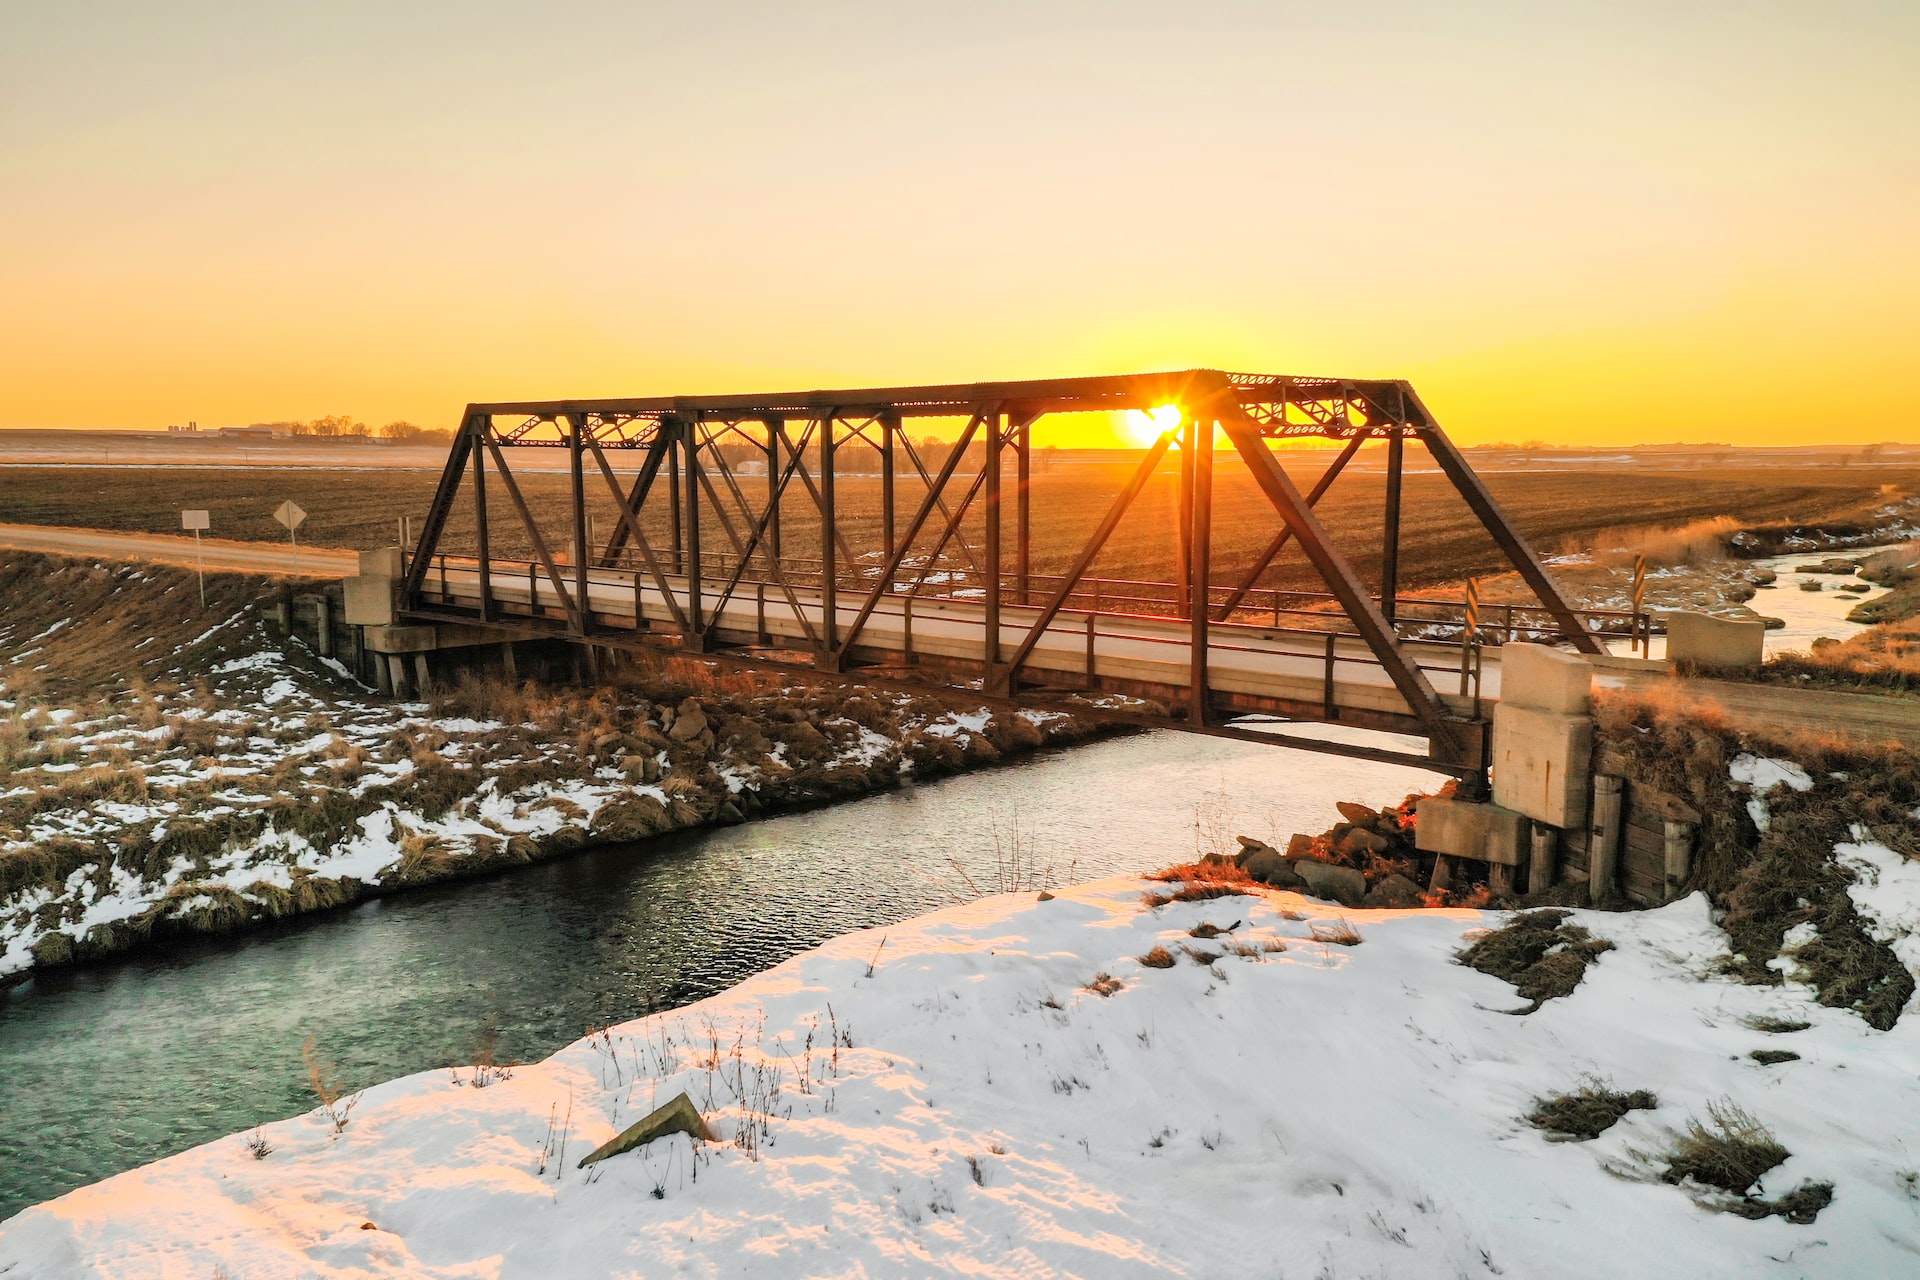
[0,522,358,577]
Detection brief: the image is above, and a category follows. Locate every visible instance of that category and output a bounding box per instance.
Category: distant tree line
[248,416,453,443]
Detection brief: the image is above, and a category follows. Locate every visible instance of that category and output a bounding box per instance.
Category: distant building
[218,425,275,438]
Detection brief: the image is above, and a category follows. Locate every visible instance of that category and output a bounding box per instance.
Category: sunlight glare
[1122,404,1182,446]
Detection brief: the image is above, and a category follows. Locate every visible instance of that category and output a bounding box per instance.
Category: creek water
[0,725,1440,1221]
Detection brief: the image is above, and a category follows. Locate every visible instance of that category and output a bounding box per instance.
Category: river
[0,724,1440,1221]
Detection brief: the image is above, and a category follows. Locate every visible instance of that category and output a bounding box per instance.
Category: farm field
[2,455,1915,595]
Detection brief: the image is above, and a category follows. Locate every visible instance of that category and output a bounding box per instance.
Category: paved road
[0,522,358,577]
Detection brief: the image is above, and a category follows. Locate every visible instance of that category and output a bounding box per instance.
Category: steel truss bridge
[400,370,1630,777]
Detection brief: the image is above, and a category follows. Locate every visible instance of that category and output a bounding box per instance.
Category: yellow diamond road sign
[274,500,307,532]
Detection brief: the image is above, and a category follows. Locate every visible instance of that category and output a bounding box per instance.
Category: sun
[1121,404,1182,446]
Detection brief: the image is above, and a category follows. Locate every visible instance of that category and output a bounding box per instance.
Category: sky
[1,1,1915,446]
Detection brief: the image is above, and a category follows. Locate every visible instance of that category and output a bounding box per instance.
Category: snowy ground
[0,561,1095,981]
[5,875,1916,1279]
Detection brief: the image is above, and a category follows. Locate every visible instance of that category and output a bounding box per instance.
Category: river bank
[6,867,1915,1278]
[0,552,1113,984]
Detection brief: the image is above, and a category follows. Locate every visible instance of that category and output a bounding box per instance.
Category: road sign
[180,510,209,606]
[1463,576,1480,633]
[1631,554,1648,611]
[274,500,307,546]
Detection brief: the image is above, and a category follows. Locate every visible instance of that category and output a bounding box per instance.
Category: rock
[1335,801,1378,826]
[1285,833,1315,858]
[1364,873,1426,908]
[1796,557,1860,576]
[1291,858,1368,906]
[669,702,710,742]
[1232,837,1278,868]
[1243,849,1304,890]
[578,1092,715,1168]
[1336,827,1392,857]
[1235,834,1273,851]
[1036,890,1055,902]
[1799,580,1824,592]
[1811,636,1840,651]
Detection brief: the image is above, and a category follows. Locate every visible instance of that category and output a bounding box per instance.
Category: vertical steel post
[683,419,705,647]
[568,414,591,637]
[819,414,838,662]
[765,418,784,570]
[984,409,1003,689]
[880,412,897,562]
[1176,426,1193,616]
[667,431,684,574]
[1381,427,1404,623]
[471,416,492,622]
[1016,414,1032,604]
[1188,415,1213,725]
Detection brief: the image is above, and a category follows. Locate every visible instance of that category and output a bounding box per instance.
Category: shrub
[1083,972,1123,997]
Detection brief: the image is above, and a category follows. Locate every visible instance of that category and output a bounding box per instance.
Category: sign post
[180,509,210,607]
[1631,555,1649,655]
[1459,576,1480,697]
[274,500,308,547]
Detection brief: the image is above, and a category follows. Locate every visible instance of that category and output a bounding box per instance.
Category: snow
[5,884,1917,1278]
[1835,830,1920,985]
[1731,754,1815,832]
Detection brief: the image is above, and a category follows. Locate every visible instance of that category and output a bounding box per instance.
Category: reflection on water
[0,729,1439,1220]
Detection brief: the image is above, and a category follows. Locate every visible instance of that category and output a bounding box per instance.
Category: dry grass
[1594,690,1918,1029]
[1591,516,1741,568]
[1308,918,1363,946]
[1527,1081,1658,1140]
[1458,910,1611,1010]
[1141,858,1255,908]
[1137,946,1176,970]
[1082,972,1123,997]
[1660,1100,1787,1195]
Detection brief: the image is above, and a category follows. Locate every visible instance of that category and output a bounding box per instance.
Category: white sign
[273,500,307,532]
[180,509,210,532]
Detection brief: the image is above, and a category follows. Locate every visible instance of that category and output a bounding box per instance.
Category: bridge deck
[409,556,1503,734]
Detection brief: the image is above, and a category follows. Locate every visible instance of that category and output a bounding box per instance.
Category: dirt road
[0,523,357,578]
[1597,667,1920,745]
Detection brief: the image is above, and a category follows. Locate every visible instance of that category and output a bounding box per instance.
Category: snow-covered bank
[7,879,1915,1278]
[0,553,1104,981]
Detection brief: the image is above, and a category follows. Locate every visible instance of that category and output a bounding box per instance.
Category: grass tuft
[1137,945,1175,970]
[1661,1100,1787,1196]
[1308,917,1363,946]
[1458,909,1611,1011]
[1527,1081,1658,1141]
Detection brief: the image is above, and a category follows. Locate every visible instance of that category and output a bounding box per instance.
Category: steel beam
[1381,426,1404,622]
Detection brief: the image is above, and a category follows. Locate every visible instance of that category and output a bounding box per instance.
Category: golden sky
[2,2,1915,446]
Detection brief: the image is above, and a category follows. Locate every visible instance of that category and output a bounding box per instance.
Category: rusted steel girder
[399,369,1596,772]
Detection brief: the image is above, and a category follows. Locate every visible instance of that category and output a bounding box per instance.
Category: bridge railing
[406,549,1494,710]
[403,545,1649,657]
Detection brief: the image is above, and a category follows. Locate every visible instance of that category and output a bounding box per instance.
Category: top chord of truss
[474,369,1435,445]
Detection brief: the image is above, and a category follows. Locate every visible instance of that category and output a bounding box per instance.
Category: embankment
[0,552,1111,982]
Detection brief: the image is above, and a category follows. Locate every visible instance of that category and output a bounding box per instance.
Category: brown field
[2,454,1915,596]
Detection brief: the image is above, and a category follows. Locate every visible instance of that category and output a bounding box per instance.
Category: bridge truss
[399,370,1615,777]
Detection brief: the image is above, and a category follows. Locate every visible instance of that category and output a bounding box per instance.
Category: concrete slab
[1415,797,1528,866]
[343,575,397,627]
[358,546,404,579]
[1497,643,1592,715]
[1492,704,1594,829]
[1663,610,1764,668]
